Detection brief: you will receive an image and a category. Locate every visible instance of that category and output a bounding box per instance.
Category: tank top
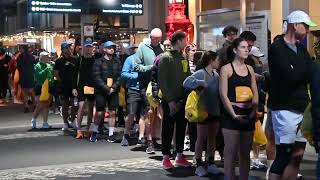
[222,63,255,131]
[227,63,252,104]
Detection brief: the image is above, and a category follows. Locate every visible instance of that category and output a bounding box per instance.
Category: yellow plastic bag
[118,85,126,107]
[147,82,157,108]
[14,69,20,83]
[253,120,267,145]
[185,91,208,123]
[39,79,49,102]
[146,82,163,109]
[302,103,314,146]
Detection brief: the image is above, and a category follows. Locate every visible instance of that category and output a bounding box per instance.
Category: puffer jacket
[92,56,122,94]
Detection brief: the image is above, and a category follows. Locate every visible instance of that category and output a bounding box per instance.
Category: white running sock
[267,160,274,168]
[109,127,114,136]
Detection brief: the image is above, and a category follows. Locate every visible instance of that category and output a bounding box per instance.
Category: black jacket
[93,56,122,94]
[268,37,312,113]
[73,56,95,89]
[311,61,320,145]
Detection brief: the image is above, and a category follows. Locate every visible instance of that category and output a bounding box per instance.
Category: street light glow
[100,0,116,6]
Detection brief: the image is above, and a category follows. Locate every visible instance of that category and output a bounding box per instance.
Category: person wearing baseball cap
[268,10,317,180]
[92,42,102,59]
[72,38,96,139]
[54,41,78,131]
[90,40,122,143]
[31,51,54,129]
[103,41,116,48]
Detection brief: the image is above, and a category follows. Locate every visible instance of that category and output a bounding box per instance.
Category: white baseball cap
[250,46,264,57]
[287,10,317,27]
[39,51,50,60]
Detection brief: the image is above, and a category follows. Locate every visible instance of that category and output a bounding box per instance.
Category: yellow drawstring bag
[39,79,49,102]
[185,91,208,123]
[146,82,163,109]
[253,120,267,145]
[147,82,157,108]
[14,69,20,83]
[118,85,126,108]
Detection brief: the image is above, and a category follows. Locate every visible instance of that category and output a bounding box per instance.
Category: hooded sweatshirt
[134,38,164,89]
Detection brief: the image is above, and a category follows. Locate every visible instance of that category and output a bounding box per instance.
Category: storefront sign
[28,0,144,15]
[84,26,94,37]
[28,0,82,13]
[26,38,37,43]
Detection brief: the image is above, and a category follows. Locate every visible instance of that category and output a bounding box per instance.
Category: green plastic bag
[301,103,314,146]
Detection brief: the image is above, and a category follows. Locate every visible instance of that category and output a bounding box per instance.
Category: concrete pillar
[309,0,320,31]
[270,0,283,42]
[188,0,201,44]
[240,0,246,33]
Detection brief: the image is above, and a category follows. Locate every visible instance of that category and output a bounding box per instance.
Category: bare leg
[207,121,219,161]
[77,101,86,130]
[266,133,276,160]
[223,129,240,180]
[70,98,76,122]
[61,99,70,124]
[195,124,207,161]
[239,131,254,180]
[150,108,157,139]
[145,109,152,141]
[252,143,260,160]
[22,88,29,110]
[41,95,52,124]
[282,143,306,180]
[108,111,116,136]
[32,96,43,119]
[139,116,146,140]
[124,114,135,135]
[94,111,104,126]
[86,101,94,130]
[29,88,35,108]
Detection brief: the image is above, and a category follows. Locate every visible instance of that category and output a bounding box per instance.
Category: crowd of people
[0,10,319,180]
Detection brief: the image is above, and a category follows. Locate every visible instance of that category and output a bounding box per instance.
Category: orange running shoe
[76,131,84,139]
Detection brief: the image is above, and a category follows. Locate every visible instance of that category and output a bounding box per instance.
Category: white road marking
[0,158,162,180]
[0,130,63,141]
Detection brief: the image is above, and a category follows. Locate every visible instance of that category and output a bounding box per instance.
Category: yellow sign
[83,86,94,95]
[107,78,113,87]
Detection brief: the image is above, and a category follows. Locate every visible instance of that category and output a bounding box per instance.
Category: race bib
[83,86,94,95]
[181,60,188,73]
[235,86,253,102]
[107,78,113,87]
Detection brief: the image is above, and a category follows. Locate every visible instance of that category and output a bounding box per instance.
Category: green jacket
[34,62,54,87]
[134,39,164,88]
[158,50,191,102]
[134,39,164,72]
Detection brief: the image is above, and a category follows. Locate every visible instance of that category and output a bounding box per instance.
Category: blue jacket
[121,55,139,90]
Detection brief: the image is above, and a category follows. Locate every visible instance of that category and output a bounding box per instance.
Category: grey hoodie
[183,69,220,117]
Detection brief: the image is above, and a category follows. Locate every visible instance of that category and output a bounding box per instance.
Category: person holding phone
[219,37,258,180]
